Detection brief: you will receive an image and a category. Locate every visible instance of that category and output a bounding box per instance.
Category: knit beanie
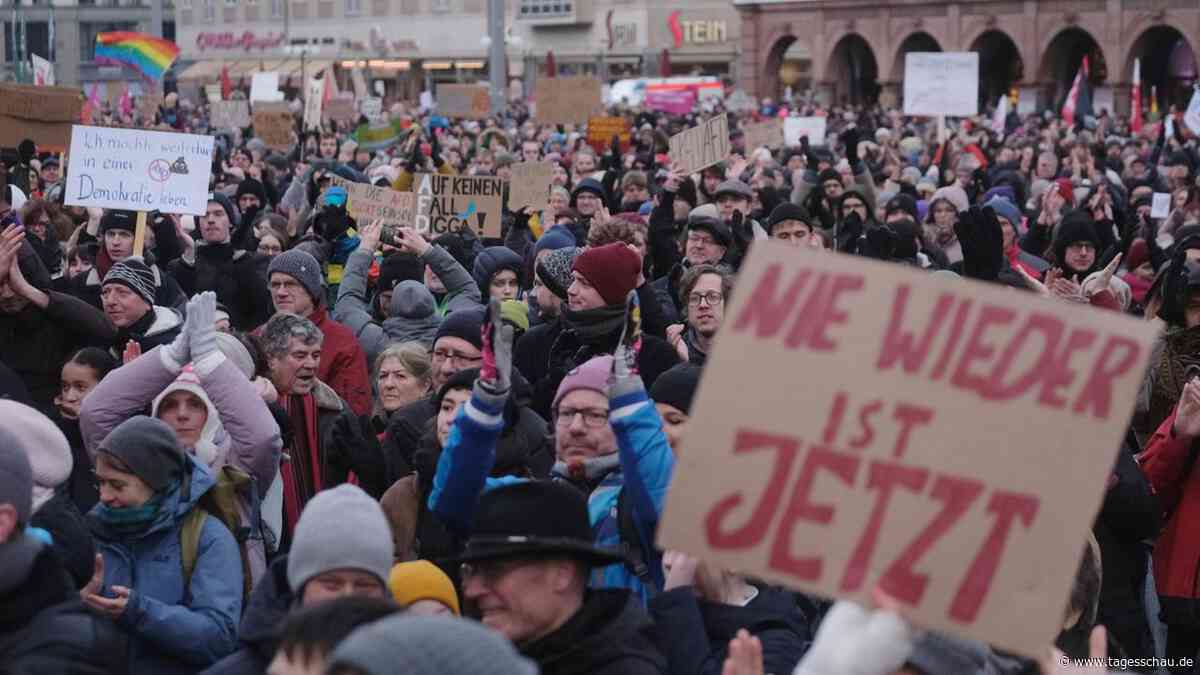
[268,249,325,307]
[0,401,71,515]
[97,416,186,491]
[536,246,581,300]
[378,253,424,293]
[1053,209,1102,266]
[327,614,537,675]
[767,202,811,234]
[388,560,461,615]
[885,194,919,222]
[553,354,613,409]
[208,191,241,227]
[0,428,33,525]
[571,177,605,201]
[649,363,702,415]
[98,209,137,236]
[287,484,393,594]
[234,178,267,205]
[102,259,157,308]
[984,196,1022,229]
[817,168,842,186]
[1054,178,1076,207]
[533,226,576,258]
[572,243,641,306]
[433,306,485,351]
[930,185,969,214]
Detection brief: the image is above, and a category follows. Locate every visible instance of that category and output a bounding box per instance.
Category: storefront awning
[176,60,229,81]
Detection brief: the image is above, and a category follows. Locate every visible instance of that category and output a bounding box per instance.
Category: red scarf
[280,394,323,536]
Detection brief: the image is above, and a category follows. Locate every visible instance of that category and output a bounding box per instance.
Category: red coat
[1138,407,1200,619]
[310,306,372,417]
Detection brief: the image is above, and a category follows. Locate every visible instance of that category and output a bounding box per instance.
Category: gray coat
[333,248,442,366]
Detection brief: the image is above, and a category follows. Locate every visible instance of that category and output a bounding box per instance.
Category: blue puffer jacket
[88,458,243,674]
[429,375,675,604]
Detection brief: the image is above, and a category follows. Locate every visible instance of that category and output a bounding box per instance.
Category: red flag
[220,65,232,100]
[1131,58,1143,134]
[1062,55,1090,127]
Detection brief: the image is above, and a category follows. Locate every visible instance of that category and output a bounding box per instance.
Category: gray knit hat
[267,249,325,306]
[327,614,538,675]
[102,259,157,307]
[97,416,186,491]
[0,429,33,525]
[287,484,393,594]
[536,246,581,300]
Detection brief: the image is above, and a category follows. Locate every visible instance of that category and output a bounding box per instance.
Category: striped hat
[102,258,157,307]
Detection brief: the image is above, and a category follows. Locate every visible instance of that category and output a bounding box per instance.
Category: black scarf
[561,304,625,344]
[117,306,157,343]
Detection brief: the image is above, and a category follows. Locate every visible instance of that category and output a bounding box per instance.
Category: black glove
[838,210,865,253]
[730,211,753,251]
[841,127,861,164]
[955,206,1005,281]
[430,133,442,168]
[407,137,422,173]
[801,135,819,168]
[860,226,897,261]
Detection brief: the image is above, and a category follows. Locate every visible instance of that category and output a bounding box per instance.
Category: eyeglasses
[843,202,866,211]
[686,232,716,246]
[460,558,528,586]
[431,349,483,367]
[553,407,610,428]
[688,291,724,307]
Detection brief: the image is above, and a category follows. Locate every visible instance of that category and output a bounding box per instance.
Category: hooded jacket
[168,243,274,331]
[198,555,293,675]
[333,248,442,366]
[471,246,524,299]
[88,458,243,674]
[423,243,483,317]
[79,346,283,586]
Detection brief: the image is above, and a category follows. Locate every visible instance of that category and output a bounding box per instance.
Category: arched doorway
[971,30,1024,107]
[891,32,942,81]
[1127,26,1196,111]
[827,34,878,105]
[765,34,813,101]
[1039,28,1107,108]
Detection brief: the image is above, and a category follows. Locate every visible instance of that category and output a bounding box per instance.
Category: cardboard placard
[534,76,603,125]
[437,84,491,120]
[210,100,251,129]
[411,173,504,238]
[252,103,294,151]
[741,118,784,150]
[587,115,632,153]
[668,114,729,176]
[508,161,555,211]
[1151,192,1171,219]
[783,117,827,146]
[329,175,420,225]
[903,52,980,117]
[324,97,358,123]
[303,77,325,131]
[658,242,1158,658]
[0,83,84,151]
[64,124,215,215]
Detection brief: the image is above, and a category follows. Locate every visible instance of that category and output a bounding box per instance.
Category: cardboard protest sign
[253,103,294,152]
[783,117,827,146]
[324,97,358,123]
[210,100,251,129]
[741,119,784,150]
[304,77,325,131]
[508,161,555,211]
[0,83,83,151]
[587,116,632,153]
[904,52,980,117]
[411,173,504,238]
[64,125,215,215]
[534,76,603,125]
[329,175,420,225]
[668,114,729,176]
[658,242,1158,658]
[438,84,491,120]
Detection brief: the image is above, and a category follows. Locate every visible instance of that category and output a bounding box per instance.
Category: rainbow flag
[95,32,180,81]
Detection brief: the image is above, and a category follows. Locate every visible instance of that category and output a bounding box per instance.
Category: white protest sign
[903,52,979,117]
[31,53,54,86]
[250,72,283,103]
[210,100,251,129]
[658,242,1157,658]
[304,76,325,131]
[65,125,214,216]
[784,117,827,146]
[1185,88,1200,136]
[360,96,383,121]
[1151,192,1172,219]
[204,83,222,102]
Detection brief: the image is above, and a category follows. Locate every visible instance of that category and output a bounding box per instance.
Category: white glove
[793,600,918,675]
[188,292,221,374]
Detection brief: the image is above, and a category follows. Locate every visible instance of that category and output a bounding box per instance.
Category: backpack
[180,466,260,607]
[616,487,662,597]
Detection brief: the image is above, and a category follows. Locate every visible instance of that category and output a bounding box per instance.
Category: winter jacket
[429,375,675,603]
[305,378,387,499]
[56,413,100,514]
[0,535,128,674]
[521,588,667,675]
[652,263,688,327]
[423,243,482,317]
[471,245,524,299]
[790,162,878,218]
[88,459,243,674]
[80,346,283,586]
[30,490,96,590]
[168,243,274,331]
[198,556,293,675]
[1137,408,1200,625]
[112,306,185,359]
[70,260,185,313]
[0,289,116,414]
[309,305,373,417]
[649,585,812,675]
[333,248,440,365]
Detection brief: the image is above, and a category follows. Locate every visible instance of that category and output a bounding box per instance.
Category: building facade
[736,0,1197,114]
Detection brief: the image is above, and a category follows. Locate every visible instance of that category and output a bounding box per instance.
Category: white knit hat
[0,400,72,514]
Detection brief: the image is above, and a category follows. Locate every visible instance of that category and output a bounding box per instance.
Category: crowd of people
[1,81,1200,675]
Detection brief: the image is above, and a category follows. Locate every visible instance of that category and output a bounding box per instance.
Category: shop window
[203,0,215,20]
[518,0,572,17]
[224,0,236,7]
[346,0,361,14]
[270,0,283,17]
[431,0,450,12]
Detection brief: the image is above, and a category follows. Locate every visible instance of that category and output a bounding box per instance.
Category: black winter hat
[208,191,241,227]
[649,363,702,415]
[436,367,481,408]
[885,194,919,222]
[97,416,186,491]
[448,480,626,566]
[377,252,424,293]
[1053,209,1102,271]
[235,178,268,204]
[817,168,842,187]
[434,306,485,351]
[767,202,812,234]
[570,178,605,204]
[687,209,733,248]
[471,246,524,298]
[98,209,138,236]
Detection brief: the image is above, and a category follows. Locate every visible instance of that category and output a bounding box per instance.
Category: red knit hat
[572,243,641,306]
[1054,178,1076,207]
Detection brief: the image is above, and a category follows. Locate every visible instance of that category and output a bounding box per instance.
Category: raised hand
[358,218,383,253]
[612,290,642,379]
[187,291,219,365]
[721,630,764,675]
[122,340,142,365]
[479,298,514,395]
[394,226,431,256]
[1173,377,1200,440]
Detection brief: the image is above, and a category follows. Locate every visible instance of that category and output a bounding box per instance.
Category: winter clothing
[424,242,484,317]
[168,244,273,331]
[472,246,524,299]
[553,354,613,409]
[287,484,392,593]
[328,614,538,675]
[377,252,425,296]
[198,556,291,675]
[96,416,186,490]
[0,430,33,523]
[434,305,486,350]
[267,249,325,306]
[714,180,753,201]
[388,560,461,614]
[1053,210,1103,275]
[573,243,642,306]
[88,457,243,674]
[0,400,71,513]
[521,589,667,675]
[113,305,185,359]
[649,363,702,414]
[103,259,159,307]
[534,226,577,257]
[687,207,734,248]
[98,209,138,237]
[335,249,441,364]
[984,195,1022,228]
[767,202,812,235]
[308,305,373,417]
[71,257,185,315]
[30,490,95,589]
[931,185,970,214]
[207,193,241,234]
[537,246,582,300]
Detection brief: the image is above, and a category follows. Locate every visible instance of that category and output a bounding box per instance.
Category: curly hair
[586,217,647,248]
[260,312,324,359]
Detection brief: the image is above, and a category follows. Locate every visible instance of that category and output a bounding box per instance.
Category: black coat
[649,586,812,675]
[168,244,273,331]
[198,556,292,675]
[55,414,100,514]
[311,382,387,499]
[0,538,127,674]
[30,490,96,590]
[522,589,667,675]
